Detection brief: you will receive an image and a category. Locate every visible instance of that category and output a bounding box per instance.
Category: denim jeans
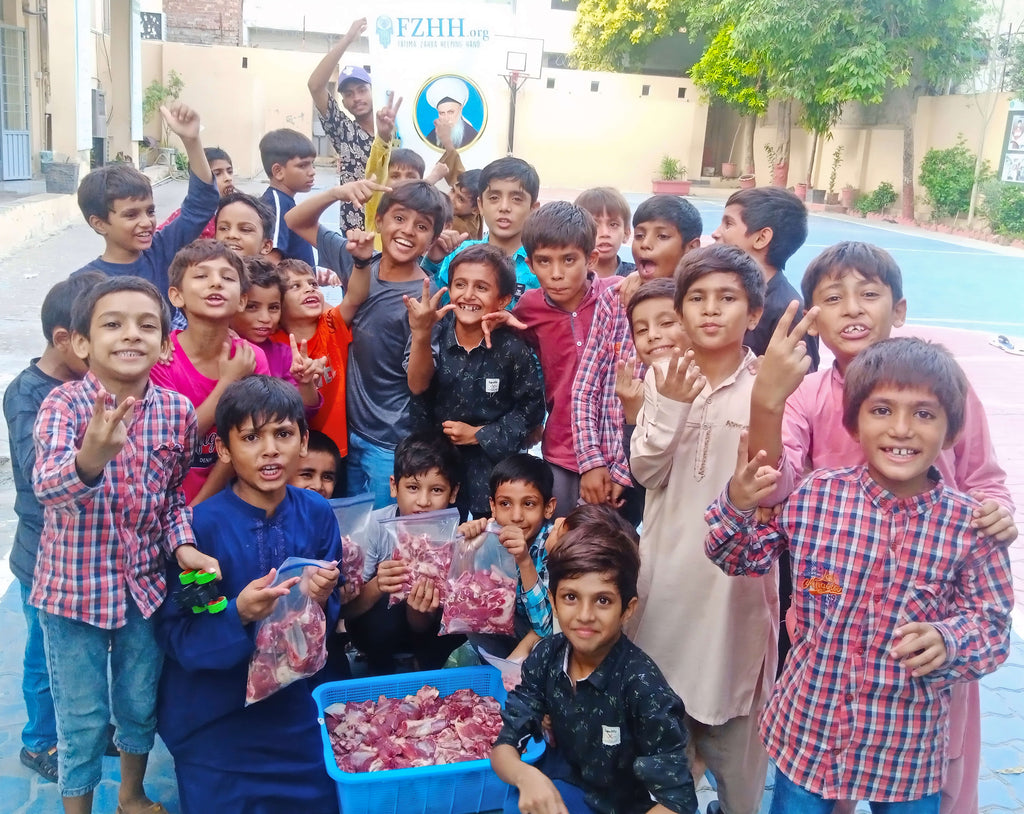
[39,601,163,797]
[346,432,397,509]
[770,769,941,814]
[20,581,58,752]
[502,749,597,814]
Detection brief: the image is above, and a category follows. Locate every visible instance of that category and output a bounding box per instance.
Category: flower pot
[652,179,691,195]
[794,182,808,201]
[737,174,756,190]
[840,187,857,209]
[721,162,737,179]
[826,192,840,205]
[773,162,789,187]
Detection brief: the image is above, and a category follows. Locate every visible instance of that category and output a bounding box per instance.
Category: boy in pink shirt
[748,241,1015,814]
[151,240,271,504]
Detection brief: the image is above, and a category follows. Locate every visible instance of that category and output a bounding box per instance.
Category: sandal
[20,746,59,782]
[990,334,1024,355]
[115,805,169,814]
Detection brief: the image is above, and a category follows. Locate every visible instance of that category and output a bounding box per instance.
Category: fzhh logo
[376,16,394,48]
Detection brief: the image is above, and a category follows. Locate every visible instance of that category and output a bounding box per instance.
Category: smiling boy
[214,192,274,259]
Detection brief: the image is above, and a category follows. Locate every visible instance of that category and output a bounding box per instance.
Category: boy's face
[632,219,687,281]
[479,178,537,243]
[291,449,338,499]
[679,271,762,353]
[168,259,245,322]
[233,284,282,343]
[91,196,157,255]
[810,270,907,371]
[594,209,630,265]
[340,80,372,119]
[71,291,167,386]
[451,184,477,218]
[630,297,688,367]
[375,204,436,265]
[490,480,556,542]
[216,201,272,257]
[528,244,594,312]
[853,384,949,499]
[273,156,316,195]
[210,159,235,197]
[387,164,422,185]
[712,204,768,259]
[217,417,307,507]
[280,268,324,324]
[390,467,459,515]
[554,571,637,664]
[448,262,511,329]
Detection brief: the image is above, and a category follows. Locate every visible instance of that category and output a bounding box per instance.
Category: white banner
[367,4,513,173]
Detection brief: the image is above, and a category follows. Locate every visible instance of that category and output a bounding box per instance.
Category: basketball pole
[505,71,521,155]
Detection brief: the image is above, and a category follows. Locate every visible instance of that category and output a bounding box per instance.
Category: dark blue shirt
[262,186,316,267]
[745,269,820,371]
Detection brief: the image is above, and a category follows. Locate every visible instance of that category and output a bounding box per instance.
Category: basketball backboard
[491,35,544,80]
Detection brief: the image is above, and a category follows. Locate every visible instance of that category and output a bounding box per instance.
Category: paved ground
[0,174,1023,812]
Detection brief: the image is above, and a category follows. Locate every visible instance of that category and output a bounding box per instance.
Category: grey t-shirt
[363,503,400,582]
[346,258,437,449]
[316,225,355,288]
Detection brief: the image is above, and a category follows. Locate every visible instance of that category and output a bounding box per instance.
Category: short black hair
[70,276,171,341]
[801,241,904,306]
[244,256,282,292]
[77,164,152,223]
[216,375,308,441]
[377,181,449,240]
[168,239,250,292]
[448,243,517,299]
[306,429,342,475]
[456,169,482,200]
[393,430,462,487]
[632,195,703,244]
[217,191,274,240]
[390,148,426,178]
[626,278,677,328]
[575,187,631,226]
[675,244,766,313]
[258,128,316,176]
[522,201,597,258]
[842,337,967,445]
[479,157,540,204]
[489,453,554,504]
[725,188,808,271]
[548,509,641,605]
[205,147,232,165]
[42,272,106,343]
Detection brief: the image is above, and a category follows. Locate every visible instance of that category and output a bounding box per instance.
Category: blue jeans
[39,601,163,797]
[20,581,58,752]
[770,769,941,814]
[503,749,597,814]
[346,432,397,509]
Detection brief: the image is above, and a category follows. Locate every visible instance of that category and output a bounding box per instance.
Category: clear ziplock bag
[379,508,460,607]
[329,493,375,594]
[440,521,517,636]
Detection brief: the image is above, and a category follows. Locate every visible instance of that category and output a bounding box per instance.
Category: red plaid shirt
[705,465,1013,802]
[30,372,197,629]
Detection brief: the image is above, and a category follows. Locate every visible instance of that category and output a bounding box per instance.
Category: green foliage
[764,143,780,172]
[982,181,1024,236]
[570,0,687,70]
[1002,38,1024,94]
[828,145,844,194]
[855,182,897,215]
[919,136,990,218]
[658,156,684,180]
[689,24,767,117]
[142,70,184,124]
[174,151,190,173]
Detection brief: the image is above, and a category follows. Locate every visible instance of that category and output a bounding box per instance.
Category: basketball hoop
[504,70,526,91]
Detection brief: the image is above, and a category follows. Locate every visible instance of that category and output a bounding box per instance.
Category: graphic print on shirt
[799,562,843,611]
[194,429,218,470]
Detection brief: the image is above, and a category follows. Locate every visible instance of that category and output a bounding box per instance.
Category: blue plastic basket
[314,666,544,814]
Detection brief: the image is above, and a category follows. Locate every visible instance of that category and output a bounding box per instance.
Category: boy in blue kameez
[155,375,343,814]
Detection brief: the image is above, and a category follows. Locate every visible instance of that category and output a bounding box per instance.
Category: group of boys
[2,44,1017,814]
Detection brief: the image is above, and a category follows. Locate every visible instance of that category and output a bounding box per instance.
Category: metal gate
[0,25,30,181]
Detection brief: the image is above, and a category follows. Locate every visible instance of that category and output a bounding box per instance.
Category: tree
[142,70,184,147]
[570,0,687,71]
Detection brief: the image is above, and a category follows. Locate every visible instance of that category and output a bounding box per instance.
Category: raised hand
[289,333,326,386]
[434,117,455,151]
[160,102,200,142]
[753,300,820,409]
[345,228,377,261]
[218,338,256,384]
[614,357,644,423]
[425,161,449,186]
[337,180,389,207]
[481,309,528,349]
[343,17,367,43]
[404,279,454,334]
[426,228,469,263]
[77,390,136,481]
[727,430,781,512]
[652,349,705,403]
[236,569,301,624]
[375,91,403,142]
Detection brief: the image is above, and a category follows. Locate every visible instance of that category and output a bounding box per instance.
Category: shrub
[658,156,683,180]
[918,136,989,218]
[856,182,897,215]
[983,181,1024,236]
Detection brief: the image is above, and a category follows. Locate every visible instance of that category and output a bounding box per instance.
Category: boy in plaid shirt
[31,276,218,814]
[706,338,1014,812]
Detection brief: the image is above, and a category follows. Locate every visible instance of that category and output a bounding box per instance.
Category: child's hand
[341,17,367,43]
[498,525,530,564]
[404,279,454,335]
[481,309,528,348]
[315,267,343,287]
[175,544,221,580]
[754,504,782,525]
[288,334,326,386]
[407,577,441,614]
[236,568,301,624]
[614,357,644,424]
[340,580,360,604]
[515,764,568,814]
[307,561,341,607]
[425,161,449,186]
[458,517,489,539]
[427,228,469,263]
[77,391,135,480]
[545,517,568,552]
[892,622,948,677]
[158,342,176,366]
[727,431,781,512]
[433,118,455,151]
[968,491,1018,544]
[751,301,819,410]
[218,338,256,384]
[345,228,377,261]
[580,466,625,507]
[375,91,402,142]
[616,270,642,308]
[442,420,480,446]
[376,559,410,594]
[160,102,200,142]
[337,180,389,207]
[652,349,705,403]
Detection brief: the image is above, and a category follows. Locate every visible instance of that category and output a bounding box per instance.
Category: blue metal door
[0,25,31,181]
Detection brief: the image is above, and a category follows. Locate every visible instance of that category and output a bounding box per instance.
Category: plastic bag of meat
[478,646,525,691]
[380,508,461,608]
[440,522,517,635]
[245,557,332,705]
[329,493,375,595]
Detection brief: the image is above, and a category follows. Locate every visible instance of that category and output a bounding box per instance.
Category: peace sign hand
[76,390,136,483]
[727,430,782,512]
[404,279,454,335]
[376,91,403,142]
[289,333,327,386]
[652,349,705,404]
[753,300,820,409]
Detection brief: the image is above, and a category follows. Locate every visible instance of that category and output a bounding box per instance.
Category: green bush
[855,182,897,215]
[983,181,1024,236]
[918,136,989,218]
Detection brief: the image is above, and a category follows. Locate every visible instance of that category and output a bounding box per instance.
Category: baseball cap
[338,65,372,89]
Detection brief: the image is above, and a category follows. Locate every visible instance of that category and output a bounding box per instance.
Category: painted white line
[908,318,1024,328]
[802,243,1000,256]
[0,549,14,598]
[808,214,1024,257]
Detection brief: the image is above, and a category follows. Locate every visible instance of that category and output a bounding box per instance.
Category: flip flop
[989,335,1024,355]
[19,746,58,782]
[115,804,168,814]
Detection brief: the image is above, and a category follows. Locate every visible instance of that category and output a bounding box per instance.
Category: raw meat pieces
[245,600,327,704]
[325,686,504,773]
[387,532,454,607]
[339,535,365,594]
[441,565,517,635]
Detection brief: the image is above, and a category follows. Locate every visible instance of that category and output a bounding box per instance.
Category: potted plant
[721,161,737,179]
[738,174,756,190]
[826,146,844,205]
[142,69,185,166]
[794,182,808,200]
[840,184,858,210]
[652,156,691,195]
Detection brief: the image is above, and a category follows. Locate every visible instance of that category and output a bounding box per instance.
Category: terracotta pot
[737,174,756,190]
[721,162,737,179]
[652,179,691,195]
[794,182,808,201]
[773,162,789,187]
[841,187,857,209]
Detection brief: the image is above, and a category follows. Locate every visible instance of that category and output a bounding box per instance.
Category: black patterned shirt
[318,94,373,232]
[496,634,699,814]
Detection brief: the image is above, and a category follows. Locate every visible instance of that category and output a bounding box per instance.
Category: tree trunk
[775,100,793,186]
[902,119,915,220]
[741,115,756,175]
[806,132,820,187]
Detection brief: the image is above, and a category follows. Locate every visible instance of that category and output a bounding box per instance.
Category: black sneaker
[20,746,59,783]
[706,803,723,814]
